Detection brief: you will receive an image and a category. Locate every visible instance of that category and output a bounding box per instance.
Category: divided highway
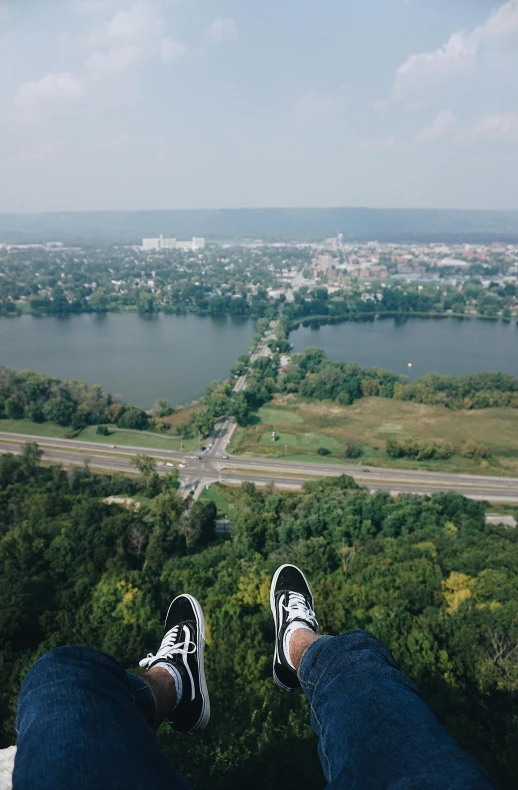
[2,429,518,503]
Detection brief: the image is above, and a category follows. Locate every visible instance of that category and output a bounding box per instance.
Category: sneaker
[270,564,319,691]
[139,594,210,734]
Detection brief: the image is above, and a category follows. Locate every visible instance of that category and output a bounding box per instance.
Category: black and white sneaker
[270,564,319,691]
[139,594,210,734]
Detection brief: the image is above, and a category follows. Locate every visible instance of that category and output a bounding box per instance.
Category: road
[3,431,518,502]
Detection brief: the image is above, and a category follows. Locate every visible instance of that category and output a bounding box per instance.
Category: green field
[230,396,518,476]
[199,483,238,517]
[0,419,198,451]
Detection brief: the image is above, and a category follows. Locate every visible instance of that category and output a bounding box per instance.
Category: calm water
[291,317,518,379]
[0,313,255,408]
[1,314,516,409]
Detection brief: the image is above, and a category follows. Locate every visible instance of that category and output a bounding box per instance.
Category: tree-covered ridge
[0,453,517,788]
[1,207,518,245]
[280,348,518,410]
[0,367,150,430]
[282,281,518,324]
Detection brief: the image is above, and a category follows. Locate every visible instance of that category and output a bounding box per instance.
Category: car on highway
[166,462,175,468]
[157,462,165,466]
[360,468,370,473]
[222,455,228,459]
[110,445,116,449]
[185,455,201,461]
[178,463,186,468]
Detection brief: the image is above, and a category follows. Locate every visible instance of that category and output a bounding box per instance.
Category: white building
[142,235,177,251]
[176,237,206,252]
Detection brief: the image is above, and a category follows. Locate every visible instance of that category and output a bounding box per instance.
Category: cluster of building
[142,235,205,252]
[309,239,518,284]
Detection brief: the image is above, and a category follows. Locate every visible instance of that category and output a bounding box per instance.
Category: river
[0,313,255,408]
[290,316,518,379]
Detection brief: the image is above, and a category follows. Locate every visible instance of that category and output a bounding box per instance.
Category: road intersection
[2,427,518,502]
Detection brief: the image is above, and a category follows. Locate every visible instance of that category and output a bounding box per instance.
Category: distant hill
[0,207,517,245]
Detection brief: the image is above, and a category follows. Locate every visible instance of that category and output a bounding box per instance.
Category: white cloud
[391,0,518,100]
[417,110,456,143]
[295,92,343,124]
[160,37,187,64]
[103,1,162,43]
[0,2,9,23]
[84,1,174,77]
[16,72,84,108]
[353,138,395,152]
[86,44,139,75]
[209,18,238,44]
[393,33,477,100]
[472,113,518,138]
[483,0,518,40]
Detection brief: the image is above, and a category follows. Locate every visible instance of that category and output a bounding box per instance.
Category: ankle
[145,667,178,727]
[289,628,320,672]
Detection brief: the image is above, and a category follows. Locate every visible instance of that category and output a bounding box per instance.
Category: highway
[3,430,518,502]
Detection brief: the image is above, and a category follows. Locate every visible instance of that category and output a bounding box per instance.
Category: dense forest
[278,348,518,411]
[1,449,517,788]
[282,281,518,323]
[0,367,150,431]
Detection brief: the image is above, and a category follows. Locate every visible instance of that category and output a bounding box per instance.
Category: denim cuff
[298,630,411,698]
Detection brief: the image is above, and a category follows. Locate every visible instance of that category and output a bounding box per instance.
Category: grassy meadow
[0,419,199,452]
[229,395,518,476]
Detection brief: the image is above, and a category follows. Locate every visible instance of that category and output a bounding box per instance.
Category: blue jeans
[13,633,494,789]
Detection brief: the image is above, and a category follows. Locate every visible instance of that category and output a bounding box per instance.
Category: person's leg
[14,594,210,790]
[297,630,495,790]
[13,646,189,790]
[271,564,495,790]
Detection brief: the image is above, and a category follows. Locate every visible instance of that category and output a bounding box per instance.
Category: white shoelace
[282,591,316,626]
[139,624,196,669]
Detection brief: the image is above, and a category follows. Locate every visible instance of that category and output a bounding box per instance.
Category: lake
[0,313,255,408]
[1,314,516,410]
[291,316,518,379]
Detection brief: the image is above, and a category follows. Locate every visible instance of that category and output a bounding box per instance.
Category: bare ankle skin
[289,629,321,672]
[143,667,177,728]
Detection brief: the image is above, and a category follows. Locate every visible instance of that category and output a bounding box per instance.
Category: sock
[152,662,183,708]
[283,622,313,671]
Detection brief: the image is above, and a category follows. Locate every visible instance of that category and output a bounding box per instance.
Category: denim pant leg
[13,646,191,790]
[299,631,495,790]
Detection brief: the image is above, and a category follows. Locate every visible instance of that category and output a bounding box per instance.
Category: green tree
[131,454,157,487]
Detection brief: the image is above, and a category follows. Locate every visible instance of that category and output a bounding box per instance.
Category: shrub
[343,439,361,458]
[317,447,331,456]
[463,441,489,459]
[117,407,149,431]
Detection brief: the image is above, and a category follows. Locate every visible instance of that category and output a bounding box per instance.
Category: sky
[0,0,517,212]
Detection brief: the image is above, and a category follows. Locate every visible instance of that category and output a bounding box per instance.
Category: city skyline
[0,1,517,213]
